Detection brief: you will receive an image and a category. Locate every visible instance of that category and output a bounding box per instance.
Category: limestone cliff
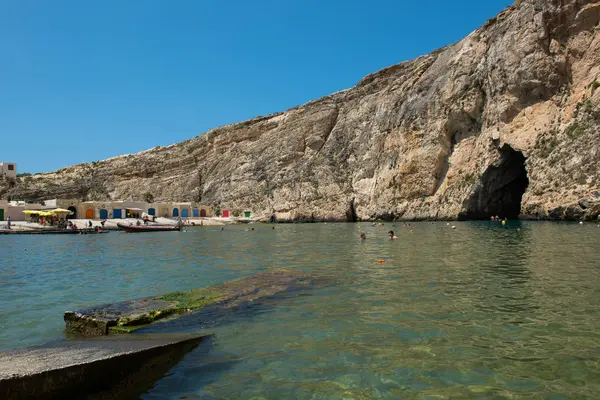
[2,0,600,221]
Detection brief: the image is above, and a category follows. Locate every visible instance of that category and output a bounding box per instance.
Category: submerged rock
[65,269,314,336]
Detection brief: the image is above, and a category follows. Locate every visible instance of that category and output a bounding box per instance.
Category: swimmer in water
[388,230,399,240]
[360,233,366,241]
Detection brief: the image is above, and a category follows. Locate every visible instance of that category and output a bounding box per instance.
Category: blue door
[99,209,108,219]
[182,208,189,218]
[113,209,122,219]
[172,208,179,217]
[193,208,199,217]
[148,208,156,216]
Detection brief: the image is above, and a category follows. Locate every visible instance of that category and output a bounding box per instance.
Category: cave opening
[459,145,529,220]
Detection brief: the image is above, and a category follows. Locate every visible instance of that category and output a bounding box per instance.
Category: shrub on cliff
[143,192,154,203]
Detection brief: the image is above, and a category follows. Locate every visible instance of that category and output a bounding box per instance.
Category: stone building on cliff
[0,162,17,179]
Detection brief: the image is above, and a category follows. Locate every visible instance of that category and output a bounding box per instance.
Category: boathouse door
[222,210,229,218]
[200,209,207,217]
[85,209,94,219]
[244,211,251,218]
[67,206,77,219]
[172,208,179,217]
[0,208,3,221]
[113,209,122,219]
[148,208,156,216]
[181,208,189,218]
[99,209,108,219]
[193,208,199,217]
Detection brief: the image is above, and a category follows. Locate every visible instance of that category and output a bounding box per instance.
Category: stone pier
[65,269,313,336]
[0,334,207,400]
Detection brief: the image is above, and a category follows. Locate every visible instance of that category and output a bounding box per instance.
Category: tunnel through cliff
[459,145,529,220]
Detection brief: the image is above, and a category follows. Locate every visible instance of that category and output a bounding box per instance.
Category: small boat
[117,223,181,233]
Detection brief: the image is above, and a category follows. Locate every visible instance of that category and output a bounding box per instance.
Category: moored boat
[117,223,181,233]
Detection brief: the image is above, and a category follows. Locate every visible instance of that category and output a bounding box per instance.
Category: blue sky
[0,0,509,173]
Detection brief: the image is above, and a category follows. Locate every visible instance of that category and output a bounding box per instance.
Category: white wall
[6,203,42,221]
[0,162,17,179]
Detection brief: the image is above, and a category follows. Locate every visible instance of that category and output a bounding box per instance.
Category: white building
[0,162,16,179]
[3,201,43,221]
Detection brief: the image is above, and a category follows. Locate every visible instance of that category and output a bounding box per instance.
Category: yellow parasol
[23,210,42,215]
[51,208,74,215]
[38,211,53,217]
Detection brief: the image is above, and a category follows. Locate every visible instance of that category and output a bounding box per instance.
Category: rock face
[2,0,600,220]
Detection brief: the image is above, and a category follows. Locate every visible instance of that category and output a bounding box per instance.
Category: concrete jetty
[65,269,313,336]
[0,333,207,400]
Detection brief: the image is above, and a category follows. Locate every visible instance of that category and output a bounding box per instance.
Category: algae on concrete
[65,269,313,336]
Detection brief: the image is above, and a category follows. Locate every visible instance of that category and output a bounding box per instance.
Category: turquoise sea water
[1,222,600,398]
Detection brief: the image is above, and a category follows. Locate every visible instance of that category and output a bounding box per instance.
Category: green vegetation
[565,122,585,140]
[453,171,479,190]
[589,80,599,95]
[232,209,242,217]
[69,269,306,337]
[536,134,559,159]
[159,288,224,309]
[108,325,142,334]
[107,288,226,333]
[464,172,478,186]
[143,191,154,203]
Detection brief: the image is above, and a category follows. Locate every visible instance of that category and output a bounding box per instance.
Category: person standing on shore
[7,216,11,229]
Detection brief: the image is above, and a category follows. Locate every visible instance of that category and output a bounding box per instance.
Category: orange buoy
[377,259,386,263]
